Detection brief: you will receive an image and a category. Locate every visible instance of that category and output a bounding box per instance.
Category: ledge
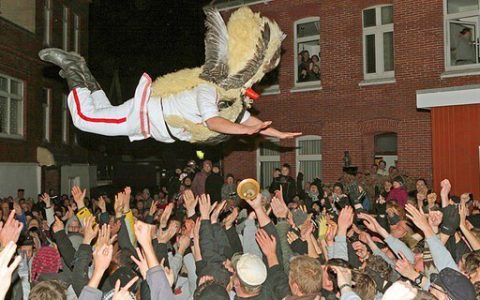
[441,68,480,79]
[0,133,24,141]
[261,85,281,96]
[358,78,396,87]
[290,85,323,93]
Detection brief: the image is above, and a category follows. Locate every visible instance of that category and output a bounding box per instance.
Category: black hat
[430,268,476,300]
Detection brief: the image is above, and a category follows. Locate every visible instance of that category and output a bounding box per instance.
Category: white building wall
[0,163,41,198]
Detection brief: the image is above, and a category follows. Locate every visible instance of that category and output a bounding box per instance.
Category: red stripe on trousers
[72,88,127,124]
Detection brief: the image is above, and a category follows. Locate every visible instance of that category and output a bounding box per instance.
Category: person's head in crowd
[142,188,150,200]
[67,217,81,234]
[416,178,428,193]
[384,179,393,192]
[429,267,476,300]
[232,254,267,297]
[17,188,25,199]
[19,235,35,259]
[281,164,291,177]
[183,176,192,187]
[28,217,40,230]
[301,50,310,63]
[309,182,319,195]
[461,250,480,283]
[352,272,376,300]
[389,166,398,175]
[311,54,319,64]
[175,168,182,176]
[136,199,145,212]
[333,182,344,196]
[461,192,473,204]
[461,27,472,39]
[28,280,67,300]
[371,164,379,175]
[202,160,213,174]
[273,168,281,178]
[225,174,235,185]
[378,160,386,171]
[212,165,220,174]
[288,256,323,296]
[194,280,229,300]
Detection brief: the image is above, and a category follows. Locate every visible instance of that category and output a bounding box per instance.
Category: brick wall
[0,0,90,163]
[222,0,480,186]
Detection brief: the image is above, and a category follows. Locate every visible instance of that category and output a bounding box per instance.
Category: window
[362,5,394,79]
[73,14,80,53]
[374,132,397,169]
[42,88,51,142]
[444,0,480,69]
[43,0,52,46]
[62,6,70,51]
[296,136,322,183]
[0,0,36,32]
[256,139,281,189]
[294,17,321,87]
[62,94,68,143]
[0,74,24,138]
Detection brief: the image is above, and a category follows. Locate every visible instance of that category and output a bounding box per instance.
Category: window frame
[362,5,395,80]
[295,135,322,183]
[73,14,80,53]
[256,138,281,189]
[62,5,70,51]
[443,0,480,71]
[43,0,52,46]
[42,88,52,142]
[0,74,25,139]
[293,17,322,89]
[62,94,69,144]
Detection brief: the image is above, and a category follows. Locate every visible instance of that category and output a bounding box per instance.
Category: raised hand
[357,213,388,238]
[158,222,178,244]
[223,208,239,229]
[112,277,139,300]
[210,200,226,224]
[149,201,159,217]
[52,216,65,233]
[177,234,191,255]
[183,189,198,217]
[160,203,174,228]
[123,186,131,213]
[0,210,24,247]
[271,195,289,219]
[160,258,175,287]
[199,194,213,221]
[287,231,299,244]
[130,247,148,279]
[337,206,354,236]
[97,224,116,249]
[325,220,338,246]
[97,196,107,213]
[40,193,51,208]
[93,244,113,272]
[395,252,418,281]
[245,193,263,211]
[134,220,153,247]
[0,241,22,300]
[256,229,278,266]
[71,186,86,210]
[83,215,99,245]
[405,204,434,237]
[114,194,124,218]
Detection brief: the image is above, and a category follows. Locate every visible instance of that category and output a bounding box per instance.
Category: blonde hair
[288,256,323,295]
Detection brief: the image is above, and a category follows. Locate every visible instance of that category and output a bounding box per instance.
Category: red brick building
[0,0,94,198]
[216,0,480,195]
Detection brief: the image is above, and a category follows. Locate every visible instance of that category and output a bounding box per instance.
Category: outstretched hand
[71,186,86,210]
[0,241,22,300]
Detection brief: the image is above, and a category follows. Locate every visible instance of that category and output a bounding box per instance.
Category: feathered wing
[199,8,229,83]
[219,23,271,90]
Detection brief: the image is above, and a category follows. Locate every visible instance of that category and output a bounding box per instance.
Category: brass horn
[236,178,260,201]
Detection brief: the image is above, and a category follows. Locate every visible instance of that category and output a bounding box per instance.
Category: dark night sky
[77,0,220,164]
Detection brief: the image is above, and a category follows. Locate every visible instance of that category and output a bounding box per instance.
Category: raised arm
[242,116,302,139]
[205,116,271,136]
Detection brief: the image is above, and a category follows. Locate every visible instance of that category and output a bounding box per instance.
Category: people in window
[455,28,476,65]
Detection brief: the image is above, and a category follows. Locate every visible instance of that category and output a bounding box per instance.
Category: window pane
[10,80,21,96]
[297,21,320,38]
[297,41,321,83]
[363,9,376,27]
[299,139,322,155]
[449,21,477,66]
[447,0,479,14]
[0,77,7,92]
[381,6,393,24]
[375,133,398,154]
[9,99,20,135]
[299,160,322,183]
[383,31,394,71]
[366,34,376,73]
[0,97,7,133]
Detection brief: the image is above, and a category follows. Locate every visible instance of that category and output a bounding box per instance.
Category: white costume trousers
[67,73,152,141]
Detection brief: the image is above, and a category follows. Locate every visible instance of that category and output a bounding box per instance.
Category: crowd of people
[297,50,321,82]
[0,158,479,300]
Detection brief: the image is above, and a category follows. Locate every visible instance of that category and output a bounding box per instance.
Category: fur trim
[150,68,205,98]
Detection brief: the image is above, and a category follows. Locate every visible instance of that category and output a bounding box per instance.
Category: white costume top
[147,83,250,143]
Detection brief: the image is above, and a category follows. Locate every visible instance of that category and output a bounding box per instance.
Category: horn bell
[236,178,260,201]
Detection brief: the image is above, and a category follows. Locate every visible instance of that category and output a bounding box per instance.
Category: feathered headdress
[150,7,284,144]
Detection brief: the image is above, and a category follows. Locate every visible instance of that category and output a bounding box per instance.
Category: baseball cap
[430,268,476,300]
[234,253,267,286]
